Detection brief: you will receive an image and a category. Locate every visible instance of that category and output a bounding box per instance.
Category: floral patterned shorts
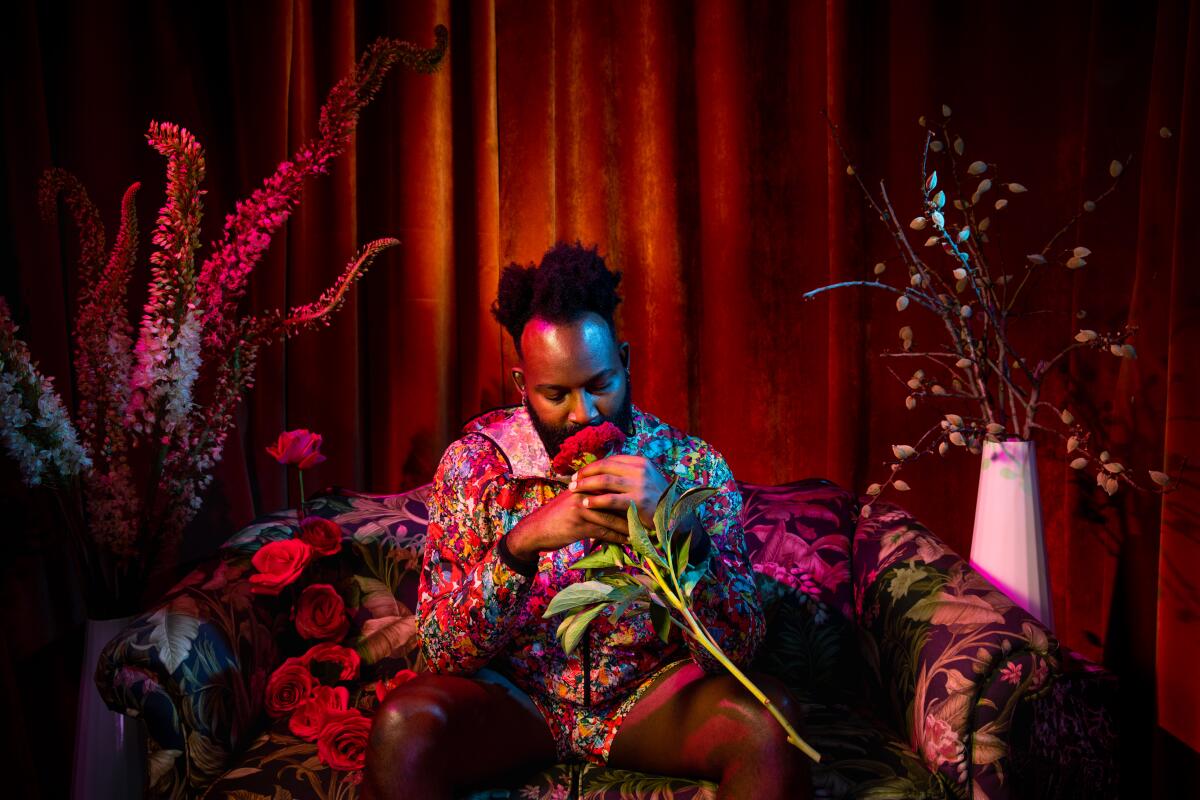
[477,658,691,765]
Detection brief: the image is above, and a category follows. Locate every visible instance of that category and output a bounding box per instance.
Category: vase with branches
[805,104,1182,518]
[803,105,1184,624]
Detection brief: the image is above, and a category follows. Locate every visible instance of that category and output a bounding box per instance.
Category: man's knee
[368,676,457,764]
[721,672,805,757]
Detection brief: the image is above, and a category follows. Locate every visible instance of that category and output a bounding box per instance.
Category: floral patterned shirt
[417,403,764,721]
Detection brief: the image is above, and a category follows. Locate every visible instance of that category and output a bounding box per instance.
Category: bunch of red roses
[255,429,420,775]
[550,420,627,476]
[264,642,417,772]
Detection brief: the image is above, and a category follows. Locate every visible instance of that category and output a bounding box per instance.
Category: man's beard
[526,376,635,463]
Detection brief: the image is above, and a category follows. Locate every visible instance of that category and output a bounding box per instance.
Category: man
[364,242,810,799]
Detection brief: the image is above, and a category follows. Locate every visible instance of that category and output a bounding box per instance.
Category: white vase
[72,615,145,800]
[968,437,1055,628]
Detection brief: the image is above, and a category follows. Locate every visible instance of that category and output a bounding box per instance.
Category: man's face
[515,312,634,462]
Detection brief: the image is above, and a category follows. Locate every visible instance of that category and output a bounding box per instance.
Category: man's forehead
[519,314,620,382]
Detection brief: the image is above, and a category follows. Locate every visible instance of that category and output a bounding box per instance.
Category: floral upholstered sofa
[97,477,1115,799]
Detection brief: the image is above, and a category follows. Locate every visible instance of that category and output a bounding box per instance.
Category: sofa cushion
[200,696,953,800]
[738,479,867,706]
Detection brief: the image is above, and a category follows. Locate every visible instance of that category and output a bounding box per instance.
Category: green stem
[676,601,822,763]
[297,469,307,520]
[639,557,823,764]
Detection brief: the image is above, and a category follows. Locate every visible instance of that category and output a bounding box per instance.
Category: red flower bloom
[317,709,372,771]
[496,483,518,510]
[288,685,349,741]
[265,657,315,718]
[293,584,350,641]
[375,668,419,703]
[250,539,315,595]
[550,421,627,475]
[299,516,343,556]
[302,642,361,680]
[265,429,327,470]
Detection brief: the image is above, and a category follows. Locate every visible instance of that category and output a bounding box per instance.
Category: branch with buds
[809,105,1183,517]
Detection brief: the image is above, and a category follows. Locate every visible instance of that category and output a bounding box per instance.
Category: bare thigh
[363,673,557,799]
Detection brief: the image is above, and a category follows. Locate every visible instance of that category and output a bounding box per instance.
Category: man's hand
[567,454,670,532]
[505,488,629,561]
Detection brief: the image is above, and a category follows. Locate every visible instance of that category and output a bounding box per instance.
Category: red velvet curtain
[2,0,1197,793]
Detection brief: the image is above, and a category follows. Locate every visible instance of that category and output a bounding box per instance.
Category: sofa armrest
[95,486,433,798]
[852,500,1061,800]
[96,520,296,797]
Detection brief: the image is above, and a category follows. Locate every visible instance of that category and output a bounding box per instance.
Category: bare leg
[607,662,812,800]
[361,673,557,800]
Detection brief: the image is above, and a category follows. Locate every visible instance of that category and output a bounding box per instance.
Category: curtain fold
[2,2,1197,792]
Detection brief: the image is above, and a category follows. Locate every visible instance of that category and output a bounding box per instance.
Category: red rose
[298,516,342,556]
[302,642,361,680]
[265,657,315,718]
[293,584,350,641]
[288,685,349,741]
[250,539,315,595]
[265,429,327,470]
[551,421,627,475]
[317,709,372,771]
[375,668,419,703]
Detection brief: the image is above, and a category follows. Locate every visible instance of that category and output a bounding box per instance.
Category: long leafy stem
[542,477,822,763]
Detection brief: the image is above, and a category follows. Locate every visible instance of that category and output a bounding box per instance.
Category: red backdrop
[2,0,1198,794]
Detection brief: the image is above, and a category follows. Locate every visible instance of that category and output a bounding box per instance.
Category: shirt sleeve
[417,434,533,675]
[682,447,766,674]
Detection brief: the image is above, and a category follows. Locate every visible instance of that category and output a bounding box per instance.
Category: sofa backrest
[738,478,865,704]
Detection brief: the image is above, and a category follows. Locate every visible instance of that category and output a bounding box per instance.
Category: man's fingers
[590,528,629,545]
[581,507,628,536]
[579,492,632,513]
[571,473,627,494]
[574,457,640,481]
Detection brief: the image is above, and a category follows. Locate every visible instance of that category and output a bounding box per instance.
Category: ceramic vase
[969,437,1054,627]
[72,614,145,800]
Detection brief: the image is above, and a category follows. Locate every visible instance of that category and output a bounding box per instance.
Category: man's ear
[511,368,526,393]
[619,342,630,371]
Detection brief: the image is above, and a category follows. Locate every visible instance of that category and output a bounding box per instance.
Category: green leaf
[543,580,617,618]
[681,563,707,598]
[653,477,682,555]
[627,502,667,569]
[650,602,672,643]
[606,585,648,624]
[674,532,692,580]
[557,603,608,655]
[355,615,418,664]
[569,547,623,571]
[670,486,718,530]
[353,575,401,619]
[906,592,1006,630]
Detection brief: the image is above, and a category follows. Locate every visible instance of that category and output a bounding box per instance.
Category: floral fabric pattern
[97,451,1114,799]
[853,500,1061,799]
[417,404,765,764]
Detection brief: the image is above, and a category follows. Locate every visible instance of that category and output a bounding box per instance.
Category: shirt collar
[466,403,646,480]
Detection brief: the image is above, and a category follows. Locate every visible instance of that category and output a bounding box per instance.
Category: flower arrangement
[0,29,447,616]
[806,105,1183,516]
[251,428,421,779]
[543,426,823,763]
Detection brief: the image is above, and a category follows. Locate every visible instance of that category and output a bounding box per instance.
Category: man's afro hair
[491,241,622,356]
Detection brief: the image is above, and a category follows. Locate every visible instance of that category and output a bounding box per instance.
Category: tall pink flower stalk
[1,28,448,615]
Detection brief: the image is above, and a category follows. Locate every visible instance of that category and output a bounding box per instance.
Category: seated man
[364,242,810,799]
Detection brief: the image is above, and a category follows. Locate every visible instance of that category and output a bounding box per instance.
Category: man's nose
[568,391,599,426]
